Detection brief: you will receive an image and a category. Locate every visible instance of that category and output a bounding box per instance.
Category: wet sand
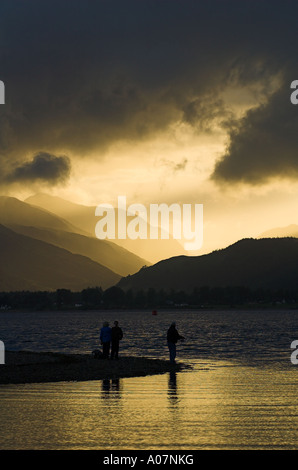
[0,351,187,384]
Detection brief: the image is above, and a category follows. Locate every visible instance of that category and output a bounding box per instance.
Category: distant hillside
[8,224,148,277]
[0,196,87,236]
[118,238,298,292]
[0,196,149,276]
[26,193,97,235]
[25,193,188,263]
[0,225,121,291]
[258,224,298,239]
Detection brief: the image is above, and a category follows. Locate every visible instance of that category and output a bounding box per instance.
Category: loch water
[1,309,298,450]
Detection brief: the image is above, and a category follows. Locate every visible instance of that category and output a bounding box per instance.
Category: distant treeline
[1,285,298,310]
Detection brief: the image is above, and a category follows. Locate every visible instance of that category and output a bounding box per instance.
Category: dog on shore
[92,349,103,359]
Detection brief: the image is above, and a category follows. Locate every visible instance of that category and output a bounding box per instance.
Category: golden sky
[1,1,298,258]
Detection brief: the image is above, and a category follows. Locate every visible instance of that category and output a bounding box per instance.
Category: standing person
[111,321,123,360]
[167,322,184,364]
[100,321,112,359]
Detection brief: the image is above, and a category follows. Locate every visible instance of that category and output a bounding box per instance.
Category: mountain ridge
[25,193,188,263]
[0,224,121,291]
[258,224,298,239]
[7,223,148,277]
[0,196,88,236]
[118,237,298,292]
[0,196,149,277]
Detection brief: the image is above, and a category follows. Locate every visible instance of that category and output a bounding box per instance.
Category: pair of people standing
[100,321,123,359]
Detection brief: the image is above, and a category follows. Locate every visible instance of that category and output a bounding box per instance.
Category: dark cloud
[182,95,233,133]
[5,152,71,185]
[212,81,298,183]
[0,0,298,185]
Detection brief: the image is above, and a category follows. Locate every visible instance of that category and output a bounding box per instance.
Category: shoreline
[2,305,298,314]
[0,351,188,385]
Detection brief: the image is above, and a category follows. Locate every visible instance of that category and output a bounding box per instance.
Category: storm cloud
[5,152,71,185]
[211,80,298,183]
[0,0,298,185]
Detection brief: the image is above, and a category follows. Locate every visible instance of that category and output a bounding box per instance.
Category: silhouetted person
[111,321,123,359]
[167,322,184,364]
[100,321,112,358]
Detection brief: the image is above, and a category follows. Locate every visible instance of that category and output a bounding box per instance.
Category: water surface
[1,309,298,449]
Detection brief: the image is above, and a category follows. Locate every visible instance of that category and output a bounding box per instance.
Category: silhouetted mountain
[0,196,87,235]
[8,224,148,277]
[118,238,298,292]
[26,193,97,235]
[0,225,121,291]
[25,193,188,263]
[258,224,298,239]
[0,196,149,276]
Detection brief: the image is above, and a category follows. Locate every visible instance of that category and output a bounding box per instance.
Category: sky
[1,0,298,256]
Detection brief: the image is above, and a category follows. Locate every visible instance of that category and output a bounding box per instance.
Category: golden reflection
[1,364,298,449]
[167,370,179,405]
[101,378,122,400]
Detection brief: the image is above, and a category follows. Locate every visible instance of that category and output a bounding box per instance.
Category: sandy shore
[0,351,188,384]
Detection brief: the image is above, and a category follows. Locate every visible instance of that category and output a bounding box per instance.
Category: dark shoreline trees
[0,284,297,311]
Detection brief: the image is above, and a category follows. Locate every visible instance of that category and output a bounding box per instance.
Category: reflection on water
[168,371,179,405]
[1,360,298,450]
[1,309,298,449]
[101,378,121,397]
